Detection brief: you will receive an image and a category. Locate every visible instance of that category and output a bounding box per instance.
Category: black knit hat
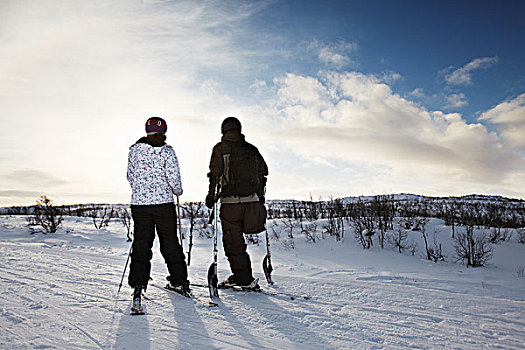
[221,117,242,134]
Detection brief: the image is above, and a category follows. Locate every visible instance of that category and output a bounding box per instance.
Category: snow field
[0,215,524,349]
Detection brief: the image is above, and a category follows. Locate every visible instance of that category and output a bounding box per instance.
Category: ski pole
[207,186,220,299]
[187,206,194,266]
[176,196,183,246]
[263,225,274,285]
[117,243,133,294]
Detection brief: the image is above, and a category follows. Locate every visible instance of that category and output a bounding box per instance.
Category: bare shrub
[399,217,415,230]
[270,221,281,240]
[454,226,493,267]
[428,231,445,262]
[245,234,261,245]
[353,216,374,249]
[323,197,342,240]
[372,194,395,248]
[119,207,133,242]
[488,227,512,243]
[26,215,38,227]
[28,196,63,234]
[388,223,409,253]
[197,219,213,238]
[304,194,321,221]
[299,200,319,243]
[417,218,433,261]
[301,222,318,243]
[282,217,298,239]
[441,200,459,238]
[87,205,115,229]
[181,201,205,243]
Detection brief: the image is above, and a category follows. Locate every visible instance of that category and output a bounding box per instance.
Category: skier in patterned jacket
[127,117,190,305]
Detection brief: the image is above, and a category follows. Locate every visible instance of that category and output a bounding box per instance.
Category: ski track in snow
[0,216,524,349]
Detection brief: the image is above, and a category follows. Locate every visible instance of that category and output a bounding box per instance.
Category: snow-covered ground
[0,215,524,349]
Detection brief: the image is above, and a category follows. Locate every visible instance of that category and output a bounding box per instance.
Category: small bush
[86,205,115,229]
[29,196,63,234]
[197,220,213,238]
[488,227,512,243]
[245,234,261,245]
[301,222,318,243]
[454,226,493,267]
[119,208,133,242]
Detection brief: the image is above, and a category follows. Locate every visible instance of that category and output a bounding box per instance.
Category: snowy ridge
[270,193,524,205]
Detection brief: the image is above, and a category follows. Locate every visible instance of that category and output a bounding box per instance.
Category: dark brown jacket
[208,130,268,202]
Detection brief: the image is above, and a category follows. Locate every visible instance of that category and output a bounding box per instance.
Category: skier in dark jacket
[127,117,190,312]
[206,117,268,290]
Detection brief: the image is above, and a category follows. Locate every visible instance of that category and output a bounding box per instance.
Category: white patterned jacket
[127,139,183,205]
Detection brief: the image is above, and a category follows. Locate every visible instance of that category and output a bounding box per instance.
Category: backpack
[222,141,260,197]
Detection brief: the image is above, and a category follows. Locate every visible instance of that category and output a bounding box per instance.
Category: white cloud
[3,169,67,187]
[444,57,499,85]
[409,88,425,99]
[252,71,523,197]
[249,79,270,96]
[408,88,469,110]
[479,93,525,150]
[319,48,350,68]
[379,71,403,85]
[445,93,469,109]
[311,40,358,69]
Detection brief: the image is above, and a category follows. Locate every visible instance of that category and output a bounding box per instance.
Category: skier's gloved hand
[258,176,267,204]
[205,193,214,209]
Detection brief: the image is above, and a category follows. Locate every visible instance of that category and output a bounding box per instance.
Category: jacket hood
[135,135,166,147]
[221,131,245,143]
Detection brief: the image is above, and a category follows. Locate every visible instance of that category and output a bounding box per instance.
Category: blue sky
[1,0,524,205]
[214,0,524,118]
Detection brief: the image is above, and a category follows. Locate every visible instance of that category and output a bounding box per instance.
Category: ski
[149,282,219,307]
[190,283,311,301]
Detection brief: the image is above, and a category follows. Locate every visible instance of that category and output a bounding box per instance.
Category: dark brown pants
[219,202,254,285]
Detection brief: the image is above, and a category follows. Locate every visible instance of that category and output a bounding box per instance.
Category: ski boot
[235,278,261,292]
[165,278,193,298]
[217,275,236,289]
[131,285,145,315]
[219,275,261,291]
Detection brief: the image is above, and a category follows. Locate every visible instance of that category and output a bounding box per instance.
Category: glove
[258,176,267,203]
[205,192,215,209]
[206,177,219,209]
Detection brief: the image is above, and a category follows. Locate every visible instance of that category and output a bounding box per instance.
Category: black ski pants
[128,203,187,288]
[219,202,254,285]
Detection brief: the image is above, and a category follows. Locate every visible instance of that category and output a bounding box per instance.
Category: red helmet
[145,117,167,135]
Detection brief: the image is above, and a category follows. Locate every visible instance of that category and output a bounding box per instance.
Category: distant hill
[1,193,523,215]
